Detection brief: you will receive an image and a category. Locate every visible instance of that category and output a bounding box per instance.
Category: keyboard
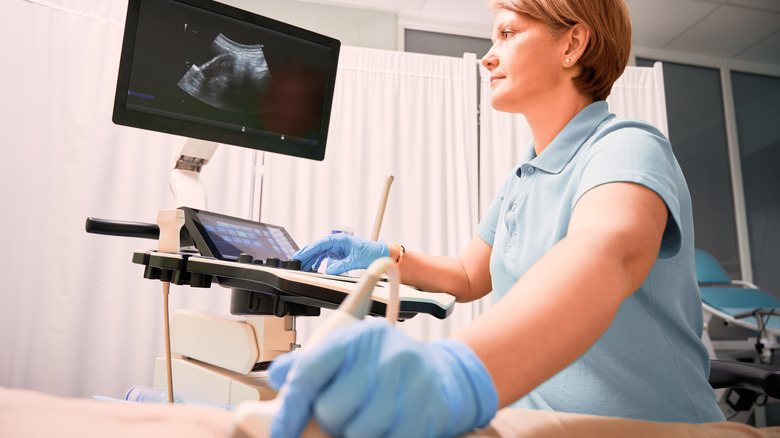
[132,250,455,320]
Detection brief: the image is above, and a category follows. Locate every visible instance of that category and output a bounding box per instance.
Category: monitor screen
[113,0,340,161]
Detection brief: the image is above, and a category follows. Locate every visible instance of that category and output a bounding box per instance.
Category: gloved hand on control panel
[293,234,389,275]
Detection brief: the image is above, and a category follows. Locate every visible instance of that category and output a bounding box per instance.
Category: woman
[268,0,725,436]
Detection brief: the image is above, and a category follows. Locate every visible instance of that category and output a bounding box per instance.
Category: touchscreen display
[185,208,298,261]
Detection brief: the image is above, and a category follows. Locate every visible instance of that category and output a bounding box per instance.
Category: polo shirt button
[527,166,536,174]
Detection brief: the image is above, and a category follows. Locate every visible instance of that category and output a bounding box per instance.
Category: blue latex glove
[268,318,498,438]
[293,234,389,275]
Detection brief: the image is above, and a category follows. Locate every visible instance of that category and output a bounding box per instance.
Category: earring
[565,58,572,65]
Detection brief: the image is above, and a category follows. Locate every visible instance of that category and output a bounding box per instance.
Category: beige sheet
[466,408,780,438]
[3,388,780,438]
[0,388,233,438]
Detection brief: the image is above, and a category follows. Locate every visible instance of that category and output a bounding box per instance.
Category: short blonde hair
[489,0,631,101]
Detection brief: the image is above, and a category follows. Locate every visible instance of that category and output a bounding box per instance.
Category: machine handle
[85,217,193,246]
[85,217,160,239]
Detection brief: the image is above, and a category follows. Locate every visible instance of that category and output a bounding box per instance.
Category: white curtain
[478,62,669,217]
[0,0,256,399]
[259,46,481,344]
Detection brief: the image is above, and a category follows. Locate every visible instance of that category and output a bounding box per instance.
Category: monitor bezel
[112,0,340,161]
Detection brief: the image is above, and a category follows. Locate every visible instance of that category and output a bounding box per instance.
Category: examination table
[3,387,780,438]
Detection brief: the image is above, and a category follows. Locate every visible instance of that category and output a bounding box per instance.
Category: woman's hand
[268,319,498,438]
[293,234,389,275]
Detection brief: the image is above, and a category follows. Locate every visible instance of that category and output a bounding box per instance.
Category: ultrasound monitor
[112,0,340,161]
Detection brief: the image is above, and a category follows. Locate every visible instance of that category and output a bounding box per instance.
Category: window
[404,29,492,58]
[636,58,741,278]
[732,71,780,295]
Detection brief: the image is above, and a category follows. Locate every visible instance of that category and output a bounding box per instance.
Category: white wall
[218,0,398,50]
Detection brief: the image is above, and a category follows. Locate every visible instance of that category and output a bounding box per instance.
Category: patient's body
[2,388,778,438]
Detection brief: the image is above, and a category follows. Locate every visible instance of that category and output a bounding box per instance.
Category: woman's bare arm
[388,234,494,303]
[453,182,669,407]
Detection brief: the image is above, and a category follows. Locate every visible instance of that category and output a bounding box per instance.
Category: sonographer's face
[482,10,567,114]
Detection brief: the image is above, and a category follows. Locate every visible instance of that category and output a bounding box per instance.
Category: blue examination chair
[696,249,780,365]
[697,249,780,423]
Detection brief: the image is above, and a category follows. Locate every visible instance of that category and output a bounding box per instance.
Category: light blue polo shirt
[477,101,725,423]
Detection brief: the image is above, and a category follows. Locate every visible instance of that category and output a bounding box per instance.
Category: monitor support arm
[170,138,218,210]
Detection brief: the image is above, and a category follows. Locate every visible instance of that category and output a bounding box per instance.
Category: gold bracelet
[394,244,405,264]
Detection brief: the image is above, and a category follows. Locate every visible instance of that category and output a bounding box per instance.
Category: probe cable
[155,209,186,405]
[162,280,174,404]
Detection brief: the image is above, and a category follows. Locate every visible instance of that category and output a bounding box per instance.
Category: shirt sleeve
[574,123,683,258]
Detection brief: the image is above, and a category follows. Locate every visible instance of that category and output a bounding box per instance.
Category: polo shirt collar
[523,101,613,174]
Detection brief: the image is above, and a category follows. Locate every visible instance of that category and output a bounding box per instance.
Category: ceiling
[302,0,780,68]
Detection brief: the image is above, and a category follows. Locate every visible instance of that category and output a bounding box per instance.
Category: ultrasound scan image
[177,33,272,112]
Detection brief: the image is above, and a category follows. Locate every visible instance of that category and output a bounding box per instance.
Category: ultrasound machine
[86,0,455,408]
